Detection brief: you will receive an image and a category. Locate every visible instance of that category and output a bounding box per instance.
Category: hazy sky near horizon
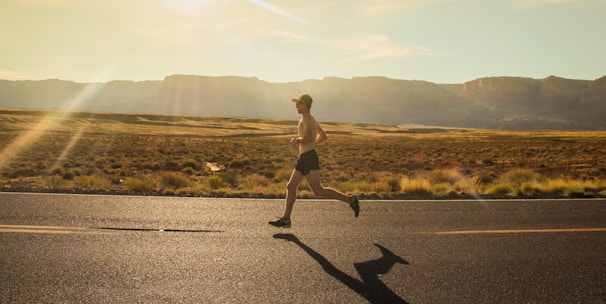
[1,0,604,83]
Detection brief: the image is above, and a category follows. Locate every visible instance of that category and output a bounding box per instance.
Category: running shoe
[269,218,291,228]
[350,195,360,217]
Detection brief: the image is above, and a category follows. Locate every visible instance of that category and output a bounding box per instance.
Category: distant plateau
[1,74,605,130]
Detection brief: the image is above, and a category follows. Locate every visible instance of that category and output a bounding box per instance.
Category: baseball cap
[291,93,313,106]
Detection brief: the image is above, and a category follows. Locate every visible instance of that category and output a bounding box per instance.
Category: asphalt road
[1,193,605,303]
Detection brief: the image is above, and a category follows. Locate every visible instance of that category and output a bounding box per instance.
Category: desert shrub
[182,159,199,170]
[242,174,271,191]
[73,175,112,190]
[50,167,64,176]
[37,161,48,170]
[62,171,75,180]
[485,183,514,196]
[475,171,495,185]
[95,161,105,169]
[71,168,82,177]
[102,167,117,175]
[84,167,97,175]
[429,169,462,184]
[371,181,392,192]
[432,182,457,197]
[540,179,586,197]
[207,175,225,190]
[583,178,606,193]
[123,177,155,191]
[298,183,311,192]
[163,161,180,171]
[401,177,432,195]
[454,177,483,196]
[160,172,189,189]
[141,161,160,170]
[274,169,294,182]
[563,186,585,197]
[540,179,567,194]
[499,169,544,186]
[339,181,370,192]
[43,175,66,190]
[520,182,539,196]
[229,158,251,169]
[7,167,37,178]
[182,167,195,175]
[261,170,275,179]
[482,158,495,165]
[219,172,238,188]
[387,178,401,192]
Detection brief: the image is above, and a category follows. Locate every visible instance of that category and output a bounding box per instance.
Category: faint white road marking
[430,228,606,235]
[0,225,115,235]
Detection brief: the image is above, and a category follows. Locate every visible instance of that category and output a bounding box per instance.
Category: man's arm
[316,123,327,144]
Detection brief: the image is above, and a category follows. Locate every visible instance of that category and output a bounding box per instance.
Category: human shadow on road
[273,233,408,304]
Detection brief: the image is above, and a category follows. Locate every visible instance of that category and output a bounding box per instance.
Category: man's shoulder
[301,114,316,123]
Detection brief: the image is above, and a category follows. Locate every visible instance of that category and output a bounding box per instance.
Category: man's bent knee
[287,181,299,191]
[309,184,326,196]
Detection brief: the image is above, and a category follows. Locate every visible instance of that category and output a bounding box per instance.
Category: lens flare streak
[0,82,106,171]
[55,124,88,167]
[247,0,306,24]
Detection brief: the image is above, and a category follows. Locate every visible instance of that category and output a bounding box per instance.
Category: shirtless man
[269,93,360,228]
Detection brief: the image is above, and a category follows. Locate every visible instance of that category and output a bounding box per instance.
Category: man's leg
[282,169,305,220]
[307,170,360,217]
[306,170,351,203]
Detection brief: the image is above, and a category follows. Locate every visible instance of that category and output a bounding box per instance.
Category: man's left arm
[316,124,327,144]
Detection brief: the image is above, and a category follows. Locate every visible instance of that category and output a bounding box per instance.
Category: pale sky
[1,0,604,83]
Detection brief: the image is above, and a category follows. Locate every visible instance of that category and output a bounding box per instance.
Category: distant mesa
[0,74,604,130]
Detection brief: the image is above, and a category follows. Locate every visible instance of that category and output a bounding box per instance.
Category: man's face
[296,102,307,113]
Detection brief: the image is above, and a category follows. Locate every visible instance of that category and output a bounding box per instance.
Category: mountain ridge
[1,74,604,130]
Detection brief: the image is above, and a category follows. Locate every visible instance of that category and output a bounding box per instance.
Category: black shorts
[295,149,320,175]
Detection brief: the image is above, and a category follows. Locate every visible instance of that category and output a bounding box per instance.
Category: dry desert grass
[1,109,605,199]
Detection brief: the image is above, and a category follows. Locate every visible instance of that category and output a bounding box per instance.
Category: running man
[269,93,360,228]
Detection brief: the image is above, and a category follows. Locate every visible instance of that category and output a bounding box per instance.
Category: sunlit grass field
[1,108,605,199]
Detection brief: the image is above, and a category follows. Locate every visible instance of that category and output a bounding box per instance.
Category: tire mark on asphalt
[0,225,223,234]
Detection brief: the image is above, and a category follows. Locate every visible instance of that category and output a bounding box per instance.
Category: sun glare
[165,0,209,7]
[0,68,112,172]
[55,124,88,168]
[0,112,68,171]
[247,0,306,24]
[160,0,222,12]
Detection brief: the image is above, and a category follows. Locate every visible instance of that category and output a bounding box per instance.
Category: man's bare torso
[298,114,317,155]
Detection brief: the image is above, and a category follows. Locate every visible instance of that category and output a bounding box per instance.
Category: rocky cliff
[0,74,604,130]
